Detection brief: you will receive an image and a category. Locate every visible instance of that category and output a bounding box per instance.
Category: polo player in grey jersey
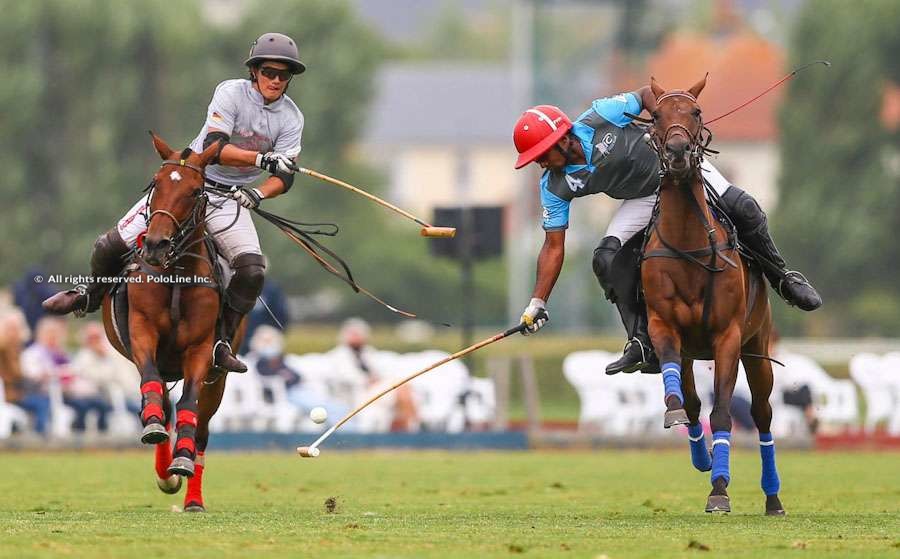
[514,88,822,375]
[44,32,306,373]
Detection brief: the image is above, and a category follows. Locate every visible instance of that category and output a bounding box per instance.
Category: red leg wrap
[185,459,204,507]
[175,437,196,455]
[176,409,198,428]
[142,403,164,424]
[141,381,164,396]
[155,441,173,479]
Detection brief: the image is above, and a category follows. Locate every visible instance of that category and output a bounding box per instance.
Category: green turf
[2,450,898,558]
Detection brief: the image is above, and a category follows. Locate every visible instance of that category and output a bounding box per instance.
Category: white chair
[47,378,75,438]
[0,380,30,438]
[849,352,894,433]
[877,353,900,435]
[404,350,470,432]
[254,372,304,433]
[104,385,141,436]
[445,377,496,432]
[563,351,632,434]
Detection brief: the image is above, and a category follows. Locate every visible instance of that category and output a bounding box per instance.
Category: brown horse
[102,133,236,512]
[640,76,785,515]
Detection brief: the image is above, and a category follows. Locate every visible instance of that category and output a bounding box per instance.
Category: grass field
[2,450,899,558]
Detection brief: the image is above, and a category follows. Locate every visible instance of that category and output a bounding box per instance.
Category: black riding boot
[719,187,822,311]
[592,236,660,375]
[214,253,267,373]
[42,229,129,317]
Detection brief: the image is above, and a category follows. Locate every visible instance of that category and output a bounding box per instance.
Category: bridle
[646,92,717,177]
[142,158,210,269]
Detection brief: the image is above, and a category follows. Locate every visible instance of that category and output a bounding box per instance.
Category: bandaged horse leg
[168,343,214,477]
[593,235,659,375]
[680,359,712,472]
[718,186,821,311]
[647,317,689,428]
[154,394,182,494]
[705,326,742,513]
[42,228,129,317]
[183,374,226,512]
[742,330,785,515]
[214,252,266,373]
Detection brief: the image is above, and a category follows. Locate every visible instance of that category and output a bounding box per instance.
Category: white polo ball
[309,407,328,424]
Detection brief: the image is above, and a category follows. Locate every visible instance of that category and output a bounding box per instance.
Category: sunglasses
[259,66,293,82]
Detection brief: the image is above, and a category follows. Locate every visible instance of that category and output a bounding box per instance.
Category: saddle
[110,238,229,380]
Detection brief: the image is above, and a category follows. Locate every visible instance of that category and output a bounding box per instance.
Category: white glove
[255,152,295,175]
[229,186,265,209]
[520,297,549,335]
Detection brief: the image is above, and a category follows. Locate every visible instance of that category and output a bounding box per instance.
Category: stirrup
[622,337,650,362]
[213,339,233,364]
[71,284,89,318]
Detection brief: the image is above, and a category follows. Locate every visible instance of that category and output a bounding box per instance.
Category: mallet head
[297,446,320,458]
[420,226,456,238]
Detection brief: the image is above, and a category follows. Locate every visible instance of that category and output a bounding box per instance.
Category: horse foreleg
[681,359,712,472]
[183,374,226,513]
[168,345,211,478]
[742,326,786,516]
[155,388,182,494]
[706,325,741,513]
[648,316,688,428]
[130,316,167,444]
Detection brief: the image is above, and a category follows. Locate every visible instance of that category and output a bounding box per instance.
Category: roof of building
[361,63,518,146]
[635,31,786,141]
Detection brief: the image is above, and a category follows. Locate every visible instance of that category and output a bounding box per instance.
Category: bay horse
[101,133,237,513]
[641,76,785,515]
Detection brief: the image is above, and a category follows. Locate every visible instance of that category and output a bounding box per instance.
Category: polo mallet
[297,322,528,458]
[288,164,456,238]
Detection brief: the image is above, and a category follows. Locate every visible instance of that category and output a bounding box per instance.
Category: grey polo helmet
[245,32,306,74]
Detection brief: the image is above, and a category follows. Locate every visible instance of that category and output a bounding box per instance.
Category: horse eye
[693,108,702,117]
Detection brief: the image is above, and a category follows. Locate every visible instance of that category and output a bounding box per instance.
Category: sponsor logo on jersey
[211,111,224,122]
[595,132,617,162]
[542,207,549,220]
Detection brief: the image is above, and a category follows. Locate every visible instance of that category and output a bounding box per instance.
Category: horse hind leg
[681,359,712,472]
[742,330,786,516]
[155,388,182,494]
[183,374,226,513]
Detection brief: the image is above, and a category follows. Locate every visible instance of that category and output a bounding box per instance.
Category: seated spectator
[22,317,111,433]
[0,308,32,429]
[770,330,819,434]
[248,326,347,425]
[327,318,419,432]
[70,322,140,415]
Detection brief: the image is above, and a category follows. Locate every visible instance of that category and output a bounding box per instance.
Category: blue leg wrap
[710,430,731,485]
[759,432,780,496]
[688,423,712,471]
[661,362,684,405]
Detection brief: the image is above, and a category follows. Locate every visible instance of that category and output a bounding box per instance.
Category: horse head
[647,75,708,181]
[142,133,221,267]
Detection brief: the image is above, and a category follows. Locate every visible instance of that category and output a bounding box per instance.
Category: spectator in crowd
[70,322,140,415]
[248,325,347,424]
[241,279,290,354]
[770,330,819,434]
[0,308,32,427]
[13,267,57,337]
[327,318,419,432]
[21,317,111,433]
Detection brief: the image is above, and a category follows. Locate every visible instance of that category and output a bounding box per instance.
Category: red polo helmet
[513,105,572,169]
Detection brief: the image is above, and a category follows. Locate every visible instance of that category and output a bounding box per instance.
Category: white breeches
[604,161,732,243]
[117,192,262,264]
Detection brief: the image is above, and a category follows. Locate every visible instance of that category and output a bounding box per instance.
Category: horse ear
[197,139,221,167]
[650,77,665,99]
[688,73,708,99]
[149,131,175,160]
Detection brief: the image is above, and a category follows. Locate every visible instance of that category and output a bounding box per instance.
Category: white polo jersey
[189,79,304,186]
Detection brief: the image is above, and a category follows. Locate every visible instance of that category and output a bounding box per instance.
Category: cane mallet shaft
[297,322,528,458]
[289,164,456,238]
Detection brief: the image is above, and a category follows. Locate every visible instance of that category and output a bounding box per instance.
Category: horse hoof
[664,408,689,429]
[705,495,731,513]
[766,494,786,516]
[156,474,182,495]
[141,423,169,445]
[184,502,206,513]
[167,456,195,478]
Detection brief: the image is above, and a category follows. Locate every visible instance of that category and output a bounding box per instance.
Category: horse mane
[179,148,193,160]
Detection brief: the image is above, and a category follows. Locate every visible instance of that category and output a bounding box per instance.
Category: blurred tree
[776,0,900,335]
